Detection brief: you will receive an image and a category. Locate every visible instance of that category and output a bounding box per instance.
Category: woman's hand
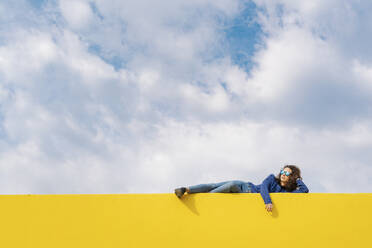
[265,203,273,212]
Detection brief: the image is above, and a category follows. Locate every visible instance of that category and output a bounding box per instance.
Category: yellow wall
[0,193,371,247]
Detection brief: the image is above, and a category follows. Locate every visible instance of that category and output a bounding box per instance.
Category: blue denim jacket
[249,174,309,204]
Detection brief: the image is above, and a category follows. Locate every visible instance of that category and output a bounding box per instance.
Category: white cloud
[179,83,230,114]
[0,31,58,81]
[352,60,372,92]
[59,0,94,29]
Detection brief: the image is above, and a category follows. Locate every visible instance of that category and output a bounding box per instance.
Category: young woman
[174,165,309,212]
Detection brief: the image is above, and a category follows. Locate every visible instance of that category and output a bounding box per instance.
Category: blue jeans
[188,180,252,193]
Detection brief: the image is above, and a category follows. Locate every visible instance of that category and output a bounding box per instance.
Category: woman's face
[280,167,292,184]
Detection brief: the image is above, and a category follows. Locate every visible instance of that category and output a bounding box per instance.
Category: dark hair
[274,165,302,191]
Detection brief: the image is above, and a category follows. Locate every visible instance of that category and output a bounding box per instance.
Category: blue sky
[0,0,372,194]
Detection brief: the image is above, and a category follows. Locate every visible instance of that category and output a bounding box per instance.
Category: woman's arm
[260,174,274,205]
[291,178,309,193]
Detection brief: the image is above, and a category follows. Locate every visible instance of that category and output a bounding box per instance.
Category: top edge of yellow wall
[0,192,371,196]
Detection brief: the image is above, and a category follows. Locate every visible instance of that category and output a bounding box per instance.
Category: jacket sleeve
[260,174,274,204]
[291,178,309,193]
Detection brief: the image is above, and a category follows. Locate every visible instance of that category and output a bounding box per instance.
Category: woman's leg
[209,180,245,193]
[188,180,245,193]
[188,181,232,193]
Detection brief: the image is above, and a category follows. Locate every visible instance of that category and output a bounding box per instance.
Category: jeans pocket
[242,183,252,193]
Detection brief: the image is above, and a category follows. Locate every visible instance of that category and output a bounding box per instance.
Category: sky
[0,0,372,194]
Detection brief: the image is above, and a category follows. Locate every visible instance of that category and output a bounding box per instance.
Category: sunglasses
[280,170,291,176]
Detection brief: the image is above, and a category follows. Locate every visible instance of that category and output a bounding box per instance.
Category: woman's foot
[175,187,187,198]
